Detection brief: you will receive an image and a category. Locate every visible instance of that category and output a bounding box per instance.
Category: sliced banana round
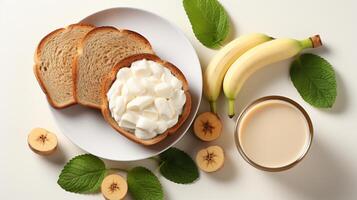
[101,174,128,200]
[196,145,225,172]
[27,128,58,155]
[193,112,222,141]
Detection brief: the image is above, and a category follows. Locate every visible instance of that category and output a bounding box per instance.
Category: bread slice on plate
[73,26,155,109]
[34,24,95,108]
[101,54,192,146]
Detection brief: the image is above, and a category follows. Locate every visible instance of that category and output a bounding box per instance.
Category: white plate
[50,7,202,161]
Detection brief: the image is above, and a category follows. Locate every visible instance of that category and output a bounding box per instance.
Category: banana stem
[300,35,322,49]
[310,35,322,48]
[228,99,235,118]
[209,101,217,113]
[299,38,313,49]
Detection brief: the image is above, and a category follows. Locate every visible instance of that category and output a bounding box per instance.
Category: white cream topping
[107,59,186,140]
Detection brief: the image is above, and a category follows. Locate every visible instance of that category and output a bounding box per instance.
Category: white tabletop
[1,0,356,199]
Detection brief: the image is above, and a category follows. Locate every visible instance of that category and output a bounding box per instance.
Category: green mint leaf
[57,154,107,193]
[159,148,199,184]
[183,0,230,48]
[290,53,337,108]
[127,167,163,200]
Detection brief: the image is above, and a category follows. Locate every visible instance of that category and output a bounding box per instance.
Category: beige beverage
[236,96,313,171]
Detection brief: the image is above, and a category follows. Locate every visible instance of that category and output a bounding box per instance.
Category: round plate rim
[51,6,202,161]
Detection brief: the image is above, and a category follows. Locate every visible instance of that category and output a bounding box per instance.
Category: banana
[223,35,322,117]
[27,128,58,155]
[101,174,128,200]
[196,145,225,172]
[204,33,273,113]
[193,112,222,141]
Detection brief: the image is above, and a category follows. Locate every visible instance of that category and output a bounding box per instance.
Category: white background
[1,0,356,199]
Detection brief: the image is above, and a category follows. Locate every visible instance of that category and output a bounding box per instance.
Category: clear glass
[234,96,313,172]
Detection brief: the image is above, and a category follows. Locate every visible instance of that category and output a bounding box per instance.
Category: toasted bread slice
[73,27,154,109]
[101,54,192,146]
[34,24,95,108]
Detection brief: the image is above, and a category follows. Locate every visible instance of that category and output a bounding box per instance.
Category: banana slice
[136,116,157,133]
[141,77,157,94]
[193,112,222,141]
[107,81,123,99]
[142,106,159,120]
[27,128,58,155]
[126,77,146,96]
[155,120,168,134]
[101,174,128,200]
[131,59,151,77]
[169,90,186,112]
[135,128,157,140]
[127,96,154,111]
[148,60,164,78]
[116,67,132,82]
[154,97,175,118]
[154,82,173,98]
[111,96,126,121]
[196,145,225,172]
[170,76,182,90]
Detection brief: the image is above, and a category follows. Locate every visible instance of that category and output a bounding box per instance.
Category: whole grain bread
[73,26,154,109]
[34,24,95,108]
[101,54,192,146]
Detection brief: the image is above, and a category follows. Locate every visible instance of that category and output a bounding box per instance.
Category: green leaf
[159,148,199,184]
[290,53,337,108]
[183,0,230,48]
[127,167,163,200]
[57,154,107,193]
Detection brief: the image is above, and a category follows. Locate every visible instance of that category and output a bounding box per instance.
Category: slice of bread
[34,24,95,108]
[73,27,155,109]
[101,54,192,146]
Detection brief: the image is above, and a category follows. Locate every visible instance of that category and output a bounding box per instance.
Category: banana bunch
[203,33,322,117]
[203,33,273,112]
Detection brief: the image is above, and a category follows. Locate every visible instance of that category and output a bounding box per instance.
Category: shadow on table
[40,144,67,166]
[206,149,238,183]
[270,138,354,200]
[174,125,239,183]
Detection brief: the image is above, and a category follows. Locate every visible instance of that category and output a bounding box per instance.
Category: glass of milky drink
[235,96,313,172]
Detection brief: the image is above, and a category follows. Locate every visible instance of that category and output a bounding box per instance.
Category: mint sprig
[183,0,230,48]
[159,148,199,184]
[290,53,337,108]
[57,154,107,193]
[128,167,164,200]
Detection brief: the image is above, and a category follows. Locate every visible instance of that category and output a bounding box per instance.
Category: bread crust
[72,26,153,109]
[33,24,95,109]
[101,54,192,146]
